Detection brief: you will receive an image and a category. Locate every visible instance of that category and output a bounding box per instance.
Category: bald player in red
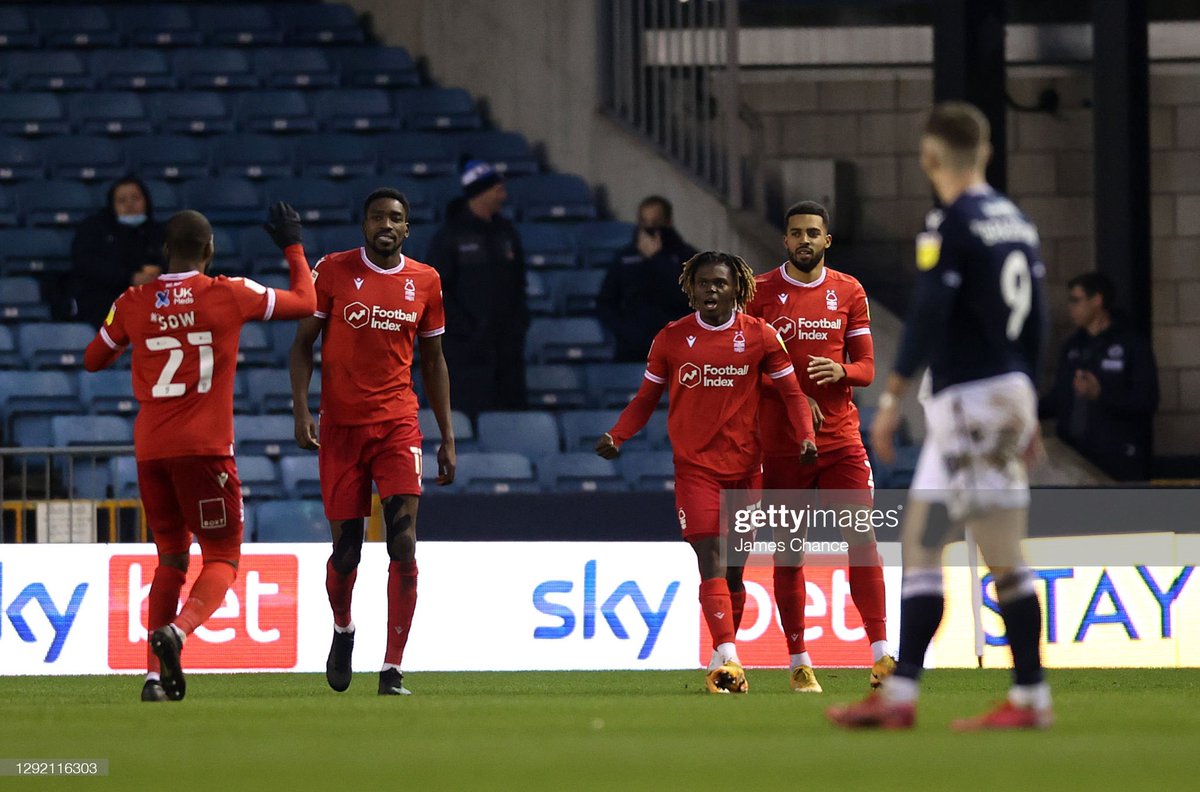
[597,251,816,694]
[84,204,316,702]
[747,200,893,693]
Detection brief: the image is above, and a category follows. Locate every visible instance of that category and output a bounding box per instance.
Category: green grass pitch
[2,669,1197,791]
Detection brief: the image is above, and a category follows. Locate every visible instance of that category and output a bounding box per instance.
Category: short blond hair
[924,101,990,170]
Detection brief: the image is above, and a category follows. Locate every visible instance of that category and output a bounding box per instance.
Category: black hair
[679,251,757,311]
[784,200,830,230]
[362,188,411,222]
[639,195,673,223]
[1068,271,1115,312]
[164,210,212,262]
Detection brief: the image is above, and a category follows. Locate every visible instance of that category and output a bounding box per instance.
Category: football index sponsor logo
[344,301,418,332]
[773,316,842,342]
[679,362,701,388]
[0,562,87,663]
[344,301,370,328]
[679,362,748,388]
[771,316,796,342]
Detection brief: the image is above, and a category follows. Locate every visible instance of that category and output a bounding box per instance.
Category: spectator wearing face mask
[69,175,167,327]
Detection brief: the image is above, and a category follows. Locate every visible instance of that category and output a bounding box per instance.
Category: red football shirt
[748,264,873,455]
[313,247,445,426]
[610,311,801,478]
[84,248,314,461]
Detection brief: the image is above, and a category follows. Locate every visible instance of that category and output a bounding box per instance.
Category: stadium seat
[559,410,629,452]
[140,179,181,215]
[40,136,126,182]
[525,317,610,363]
[181,178,262,224]
[404,225,436,260]
[67,92,151,136]
[351,175,435,224]
[235,90,317,134]
[172,48,259,90]
[517,223,577,268]
[537,453,625,493]
[332,47,420,88]
[265,178,353,224]
[0,229,71,275]
[525,365,587,408]
[240,227,291,273]
[246,368,319,414]
[66,461,110,500]
[194,6,284,47]
[296,134,378,179]
[454,452,538,494]
[253,48,338,89]
[314,89,400,132]
[419,174,466,221]
[113,5,202,48]
[507,174,597,221]
[6,51,92,91]
[0,136,42,182]
[526,270,553,315]
[125,134,209,181]
[267,321,321,367]
[451,131,538,176]
[585,362,654,408]
[51,415,132,447]
[0,188,16,227]
[377,132,458,178]
[90,49,174,90]
[234,414,302,457]
[254,500,329,542]
[152,92,235,135]
[575,221,636,268]
[0,276,51,320]
[210,134,294,180]
[553,269,607,314]
[15,180,96,227]
[400,88,482,131]
[237,323,276,366]
[18,322,95,368]
[318,226,365,256]
[277,3,364,45]
[78,368,136,415]
[0,7,39,49]
[11,415,55,449]
[616,451,676,491]
[0,371,80,430]
[477,411,561,459]
[109,456,138,498]
[210,226,244,273]
[0,326,19,367]
[417,408,475,450]
[30,6,120,48]
[0,93,68,136]
[279,456,321,499]
[237,456,282,500]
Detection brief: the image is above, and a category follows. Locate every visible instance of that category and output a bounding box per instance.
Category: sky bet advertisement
[0,538,1198,675]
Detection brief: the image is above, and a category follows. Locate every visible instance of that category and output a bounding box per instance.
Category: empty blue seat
[0,136,42,181]
[181,178,261,224]
[254,48,338,89]
[67,92,151,136]
[454,452,537,494]
[40,136,126,182]
[152,92,234,135]
[0,94,68,136]
[0,276,50,320]
[210,226,244,273]
[452,131,538,176]
[585,362,655,408]
[314,89,399,132]
[576,221,637,268]
[16,181,96,227]
[109,456,138,498]
[12,414,54,448]
[0,188,14,228]
[234,414,302,457]
[254,500,329,542]
[195,6,284,47]
[173,49,258,90]
[0,326,18,367]
[279,456,321,498]
[7,51,91,90]
[66,462,110,500]
[265,178,353,224]
[0,229,71,275]
[267,320,321,367]
[114,5,202,48]
[125,134,208,181]
[0,371,80,428]
[508,174,596,221]
[78,368,136,414]
[232,323,274,367]
[617,451,676,491]
[236,456,282,500]
[400,88,481,131]
[51,415,132,447]
[376,132,457,178]
[526,270,553,315]
[537,452,625,493]
[525,317,610,363]
[553,269,606,314]
[417,408,475,449]
[525,364,587,408]
[235,90,317,134]
[210,134,294,180]
[19,322,94,368]
[477,411,561,458]
[240,227,290,273]
[91,49,174,90]
[246,368,319,414]
[0,7,39,49]
[319,226,365,255]
[31,6,120,48]
[278,3,364,45]
[348,175,435,223]
[558,410,626,452]
[296,133,377,179]
[517,223,578,269]
[333,47,419,88]
[404,224,436,261]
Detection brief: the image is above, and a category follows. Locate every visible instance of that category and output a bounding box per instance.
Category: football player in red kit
[597,251,816,694]
[84,205,316,701]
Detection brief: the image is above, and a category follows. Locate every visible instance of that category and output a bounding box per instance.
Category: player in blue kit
[828,102,1052,730]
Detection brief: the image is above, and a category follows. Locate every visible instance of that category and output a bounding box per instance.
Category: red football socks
[325,558,357,629]
[730,586,747,633]
[699,578,735,648]
[173,561,237,637]
[848,543,888,644]
[146,564,186,672]
[773,564,808,654]
[384,560,418,666]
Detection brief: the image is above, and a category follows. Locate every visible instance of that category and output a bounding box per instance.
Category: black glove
[264,202,303,250]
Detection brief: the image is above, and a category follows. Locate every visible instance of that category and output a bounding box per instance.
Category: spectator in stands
[427,160,529,416]
[69,176,166,327]
[597,196,696,362]
[1040,272,1159,480]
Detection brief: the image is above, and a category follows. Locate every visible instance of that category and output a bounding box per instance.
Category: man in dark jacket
[426,160,529,417]
[596,195,695,362]
[70,176,166,327]
[1040,272,1159,480]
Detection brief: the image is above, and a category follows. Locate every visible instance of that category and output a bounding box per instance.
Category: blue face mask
[117,214,147,227]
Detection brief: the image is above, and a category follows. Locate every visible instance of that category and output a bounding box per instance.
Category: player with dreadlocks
[597,251,817,693]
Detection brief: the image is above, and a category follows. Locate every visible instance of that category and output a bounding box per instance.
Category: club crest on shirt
[405,278,416,301]
[825,289,838,311]
[733,330,745,353]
